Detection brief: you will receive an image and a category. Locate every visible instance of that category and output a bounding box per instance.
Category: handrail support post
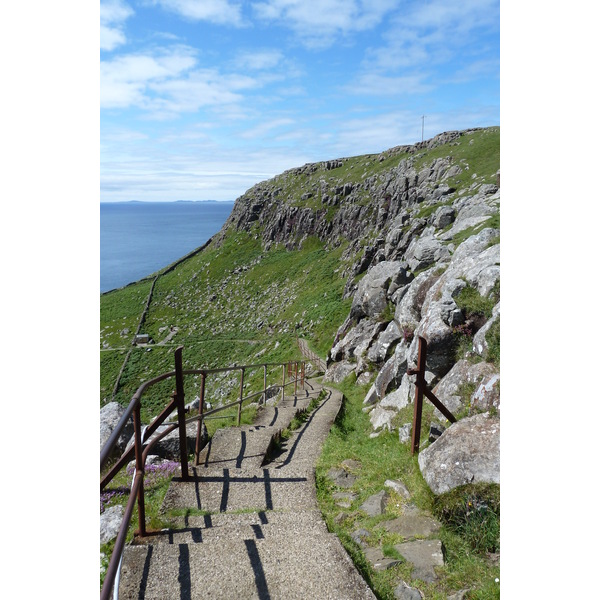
[410,336,427,455]
[237,367,245,426]
[174,346,189,480]
[133,404,146,536]
[195,372,206,466]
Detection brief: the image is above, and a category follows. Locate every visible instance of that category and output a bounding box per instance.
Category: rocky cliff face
[218,127,500,493]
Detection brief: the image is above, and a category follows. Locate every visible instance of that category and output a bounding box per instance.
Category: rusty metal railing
[100,346,306,600]
[297,337,327,372]
[408,336,457,454]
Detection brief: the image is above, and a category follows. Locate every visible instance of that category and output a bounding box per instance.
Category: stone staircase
[117,380,376,599]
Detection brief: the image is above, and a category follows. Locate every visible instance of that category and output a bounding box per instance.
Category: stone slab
[394,539,444,583]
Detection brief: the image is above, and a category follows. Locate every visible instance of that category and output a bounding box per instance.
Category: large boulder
[431,360,498,421]
[351,261,411,319]
[141,421,207,461]
[405,235,450,272]
[372,340,410,398]
[323,360,356,383]
[100,402,133,457]
[367,319,402,364]
[330,318,385,363]
[418,412,500,495]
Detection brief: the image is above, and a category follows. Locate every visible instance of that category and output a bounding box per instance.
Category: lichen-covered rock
[367,319,402,364]
[100,402,133,457]
[323,360,356,383]
[351,261,411,319]
[431,359,498,421]
[329,318,384,362]
[369,406,396,431]
[100,505,124,544]
[418,412,500,495]
[471,373,500,414]
[473,302,500,357]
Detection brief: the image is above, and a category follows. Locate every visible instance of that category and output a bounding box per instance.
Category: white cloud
[240,117,296,139]
[351,73,433,96]
[101,45,266,118]
[251,0,398,48]
[152,0,244,26]
[147,69,259,116]
[235,50,284,71]
[363,0,499,72]
[100,0,133,51]
[100,48,197,109]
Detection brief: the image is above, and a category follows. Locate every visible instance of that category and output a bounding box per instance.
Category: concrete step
[119,529,376,600]
[252,398,311,429]
[263,388,343,472]
[195,425,279,470]
[134,509,331,546]
[161,466,319,514]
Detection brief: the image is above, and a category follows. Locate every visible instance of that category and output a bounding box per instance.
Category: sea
[100,201,235,293]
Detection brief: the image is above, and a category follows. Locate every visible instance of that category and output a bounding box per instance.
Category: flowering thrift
[101,460,180,513]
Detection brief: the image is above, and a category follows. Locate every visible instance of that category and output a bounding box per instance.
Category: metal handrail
[100,347,306,600]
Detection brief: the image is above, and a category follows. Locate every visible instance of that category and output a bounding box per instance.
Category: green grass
[100,230,350,421]
[315,377,500,599]
[455,284,498,321]
[413,128,500,188]
[100,460,181,588]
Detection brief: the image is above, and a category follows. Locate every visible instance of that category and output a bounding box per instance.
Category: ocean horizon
[100,201,234,293]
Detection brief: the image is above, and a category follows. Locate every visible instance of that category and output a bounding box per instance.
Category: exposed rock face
[215,128,500,499]
[418,413,500,495]
[431,359,498,420]
[350,261,412,320]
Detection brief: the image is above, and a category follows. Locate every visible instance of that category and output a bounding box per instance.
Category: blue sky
[100,0,499,203]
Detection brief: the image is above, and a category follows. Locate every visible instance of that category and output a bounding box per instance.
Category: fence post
[195,372,206,466]
[281,364,286,402]
[174,346,189,480]
[237,367,245,426]
[410,337,427,455]
[133,403,146,536]
[262,364,267,405]
[294,362,298,397]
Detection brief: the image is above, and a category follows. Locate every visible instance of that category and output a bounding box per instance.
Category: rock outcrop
[417,412,500,495]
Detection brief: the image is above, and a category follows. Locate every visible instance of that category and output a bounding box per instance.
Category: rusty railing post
[281,363,286,402]
[237,367,245,426]
[262,364,267,405]
[294,361,298,397]
[195,372,206,466]
[174,346,189,480]
[410,336,427,455]
[133,403,146,536]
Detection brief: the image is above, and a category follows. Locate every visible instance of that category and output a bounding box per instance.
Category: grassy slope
[101,230,352,422]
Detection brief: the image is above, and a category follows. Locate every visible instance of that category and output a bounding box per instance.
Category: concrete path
[118,379,376,599]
